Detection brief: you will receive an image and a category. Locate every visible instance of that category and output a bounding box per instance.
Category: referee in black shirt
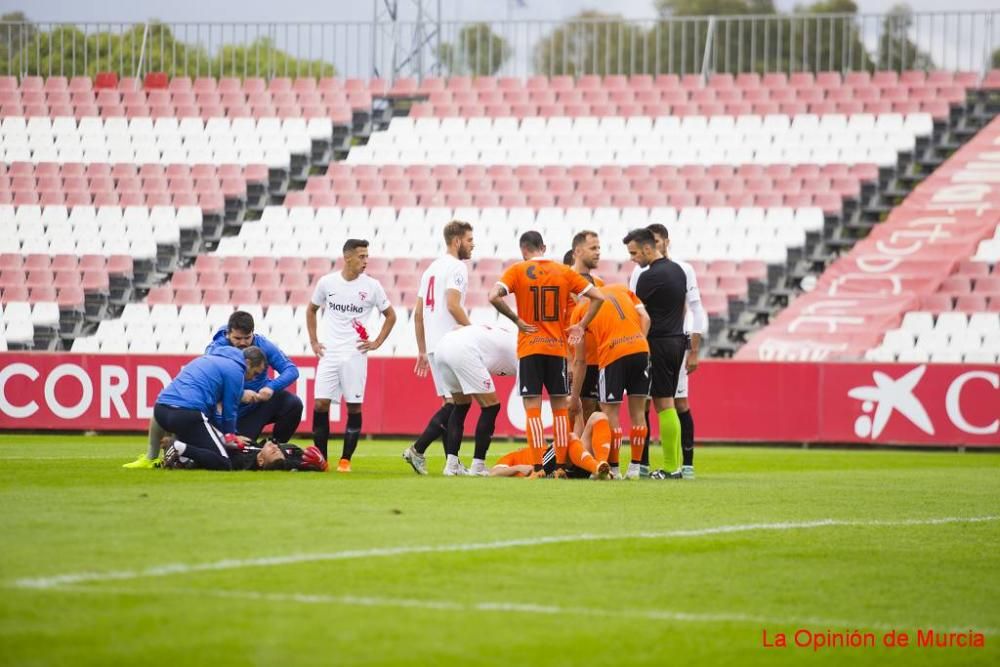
[623,228,686,480]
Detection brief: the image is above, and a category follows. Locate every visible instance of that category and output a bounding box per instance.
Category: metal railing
[1,11,997,83]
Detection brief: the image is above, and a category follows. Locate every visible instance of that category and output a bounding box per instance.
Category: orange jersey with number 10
[498,259,593,359]
[586,283,650,368]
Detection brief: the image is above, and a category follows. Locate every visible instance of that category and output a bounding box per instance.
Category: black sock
[413,403,454,454]
[679,409,695,467]
[312,409,330,459]
[341,411,362,461]
[474,403,501,460]
[445,402,472,457]
[641,405,651,466]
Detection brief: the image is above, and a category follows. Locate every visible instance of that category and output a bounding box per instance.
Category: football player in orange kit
[570,283,651,480]
[489,412,613,479]
[489,231,605,478]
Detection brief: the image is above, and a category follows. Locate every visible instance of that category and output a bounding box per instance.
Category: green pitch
[0,434,997,667]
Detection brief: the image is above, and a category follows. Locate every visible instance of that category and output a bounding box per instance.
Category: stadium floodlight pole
[700,15,715,83]
[135,22,150,87]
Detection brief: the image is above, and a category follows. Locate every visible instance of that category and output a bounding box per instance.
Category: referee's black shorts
[648,336,687,399]
[518,354,569,397]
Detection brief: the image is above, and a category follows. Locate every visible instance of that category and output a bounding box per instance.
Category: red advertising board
[1,353,996,447]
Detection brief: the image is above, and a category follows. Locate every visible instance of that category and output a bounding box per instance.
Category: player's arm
[260,338,298,399]
[413,297,429,376]
[488,282,535,334]
[636,304,651,337]
[361,305,397,352]
[306,302,324,357]
[569,338,587,433]
[446,288,471,327]
[220,369,244,439]
[566,285,605,345]
[684,267,707,374]
[489,464,533,477]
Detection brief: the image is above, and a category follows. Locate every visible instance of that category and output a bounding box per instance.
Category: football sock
[525,406,545,468]
[312,409,330,459]
[340,412,362,461]
[630,425,648,464]
[679,409,695,466]
[568,435,598,474]
[659,408,682,472]
[445,402,472,457]
[610,428,622,465]
[414,403,454,455]
[591,418,612,463]
[473,403,501,460]
[641,406,651,466]
[552,408,570,466]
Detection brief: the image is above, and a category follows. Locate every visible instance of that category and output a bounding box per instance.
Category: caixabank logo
[843,365,999,443]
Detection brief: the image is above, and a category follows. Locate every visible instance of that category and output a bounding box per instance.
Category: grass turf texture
[0,434,997,667]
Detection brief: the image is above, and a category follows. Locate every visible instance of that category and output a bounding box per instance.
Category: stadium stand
[3,71,1000,361]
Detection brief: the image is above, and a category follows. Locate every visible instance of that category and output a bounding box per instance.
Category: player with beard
[404,221,476,476]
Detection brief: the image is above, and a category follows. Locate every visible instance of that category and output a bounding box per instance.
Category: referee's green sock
[659,407,682,473]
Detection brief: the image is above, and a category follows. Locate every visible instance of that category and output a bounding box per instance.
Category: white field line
[35,584,1000,637]
[9,515,997,591]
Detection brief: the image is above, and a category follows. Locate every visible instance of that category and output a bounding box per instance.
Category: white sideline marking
[9,515,997,590]
[34,585,1000,637]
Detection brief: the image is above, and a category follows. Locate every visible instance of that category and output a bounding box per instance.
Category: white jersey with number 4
[310,271,391,355]
[417,255,469,353]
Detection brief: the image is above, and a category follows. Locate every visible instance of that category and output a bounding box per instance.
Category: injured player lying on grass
[160,434,328,472]
[490,412,613,479]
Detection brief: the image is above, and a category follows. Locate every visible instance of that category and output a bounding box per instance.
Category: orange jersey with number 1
[586,283,650,368]
[498,259,592,359]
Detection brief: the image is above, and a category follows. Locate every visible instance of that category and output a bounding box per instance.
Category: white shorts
[674,351,689,399]
[437,345,495,396]
[315,351,368,404]
[427,352,450,398]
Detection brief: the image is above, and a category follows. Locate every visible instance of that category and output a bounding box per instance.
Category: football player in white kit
[306,239,397,473]
[629,223,706,480]
[404,220,475,477]
[433,323,518,476]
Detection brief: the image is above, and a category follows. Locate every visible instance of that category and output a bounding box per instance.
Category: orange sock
[591,418,612,463]
[610,428,622,465]
[568,435,598,474]
[553,408,569,465]
[525,406,544,466]
[630,425,648,464]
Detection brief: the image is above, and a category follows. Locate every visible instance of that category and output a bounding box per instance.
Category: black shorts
[648,336,687,398]
[598,352,651,403]
[518,354,569,397]
[580,365,599,401]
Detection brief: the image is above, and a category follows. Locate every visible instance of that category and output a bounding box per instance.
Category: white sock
[472,458,485,468]
[174,442,187,455]
[447,454,460,466]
